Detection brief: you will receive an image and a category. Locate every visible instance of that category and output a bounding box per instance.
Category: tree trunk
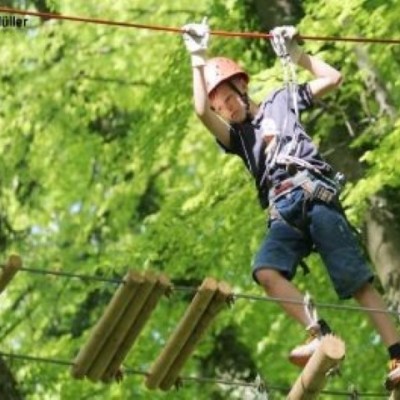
[0,357,24,400]
[252,0,304,30]
[366,196,400,310]
[354,46,400,308]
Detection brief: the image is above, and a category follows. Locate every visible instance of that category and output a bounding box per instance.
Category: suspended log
[86,271,159,381]
[145,278,218,389]
[145,277,219,390]
[287,335,345,400]
[0,255,22,295]
[71,271,143,379]
[71,270,171,382]
[159,281,232,391]
[102,273,171,382]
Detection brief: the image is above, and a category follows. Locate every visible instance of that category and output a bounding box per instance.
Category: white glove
[270,25,303,63]
[182,17,209,67]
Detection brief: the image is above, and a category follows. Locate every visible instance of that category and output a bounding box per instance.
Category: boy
[182,20,400,388]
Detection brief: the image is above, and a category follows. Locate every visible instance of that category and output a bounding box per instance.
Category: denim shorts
[252,187,374,299]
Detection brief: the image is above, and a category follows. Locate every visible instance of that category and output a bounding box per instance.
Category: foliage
[0,0,400,399]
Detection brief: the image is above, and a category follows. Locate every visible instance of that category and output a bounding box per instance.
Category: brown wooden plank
[159,281,231,390]
[71,270,142,379]
[145,277,218,390]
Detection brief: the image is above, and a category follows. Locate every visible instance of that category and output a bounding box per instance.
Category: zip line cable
[1,6,400,45]
[2,264,399,318]
[0,351,389,397]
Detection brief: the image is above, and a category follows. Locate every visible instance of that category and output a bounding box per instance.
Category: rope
[2,264,399,317]
[0,351,389,397]
[1,7,400,44]
[268,28,305,170]
[304,292,319,328]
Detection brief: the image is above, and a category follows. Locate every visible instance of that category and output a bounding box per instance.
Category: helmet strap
[227,80,252,121]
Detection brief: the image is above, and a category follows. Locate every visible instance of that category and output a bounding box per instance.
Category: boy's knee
[352,280,377,301]
[255,268,286,292]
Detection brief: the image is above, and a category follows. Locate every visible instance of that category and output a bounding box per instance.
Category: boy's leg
[252,215,311,328]
[253,191,328,366]
[353,282,400,389]
[256,268,310,326]
[309,201,400,387]
[255,268,330,366]
[353,282,400,346]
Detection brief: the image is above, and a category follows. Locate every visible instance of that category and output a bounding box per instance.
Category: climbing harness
[254,29,326,207]
[267,168,341,235]
[266,29,348,232]
[268,170,338,204]
[268,28,308,173]
[268,29,348,190]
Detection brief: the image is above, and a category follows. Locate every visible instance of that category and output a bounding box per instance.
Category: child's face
[209,79,248,123]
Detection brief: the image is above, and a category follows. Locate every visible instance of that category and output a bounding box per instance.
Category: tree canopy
[1,0,400,399]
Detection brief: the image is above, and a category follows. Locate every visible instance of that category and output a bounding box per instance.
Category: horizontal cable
[0,351,388,397]
[1,7,400,44]
[172,285,400,317]
[17,266,124,285]
[232,292,400,317]
[2,264,399,317]
[1,351,73,367]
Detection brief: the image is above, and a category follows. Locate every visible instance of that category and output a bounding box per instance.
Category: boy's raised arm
[182,20,231,148]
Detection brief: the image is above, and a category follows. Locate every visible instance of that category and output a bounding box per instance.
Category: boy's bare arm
[297,53,343,98]
[270,26,342,98]
[183,19,231,148]
[191,65,231,148]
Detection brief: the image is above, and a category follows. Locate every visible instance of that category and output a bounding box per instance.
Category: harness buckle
[307,181,336,203]
[269,171,337,205]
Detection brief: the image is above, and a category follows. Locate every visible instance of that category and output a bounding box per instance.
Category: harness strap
[267,171,339,276]
[301,180,336,203]
[267,169,352,278]
[268,170,337,204]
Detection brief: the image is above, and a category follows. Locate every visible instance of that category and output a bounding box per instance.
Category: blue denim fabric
[252,187,373,299]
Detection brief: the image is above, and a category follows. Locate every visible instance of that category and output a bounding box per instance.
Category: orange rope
[1,6,400,44]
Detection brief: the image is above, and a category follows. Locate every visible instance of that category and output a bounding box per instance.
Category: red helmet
[204,57,249,97]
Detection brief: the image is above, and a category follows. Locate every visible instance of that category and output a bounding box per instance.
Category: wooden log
[159,281,232,391]
[102,273,171,382]
[0,255,22,295]
[86,271,158,382]
[287,335,345,400]
[145,277,218,390]
[71,271,143,379]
